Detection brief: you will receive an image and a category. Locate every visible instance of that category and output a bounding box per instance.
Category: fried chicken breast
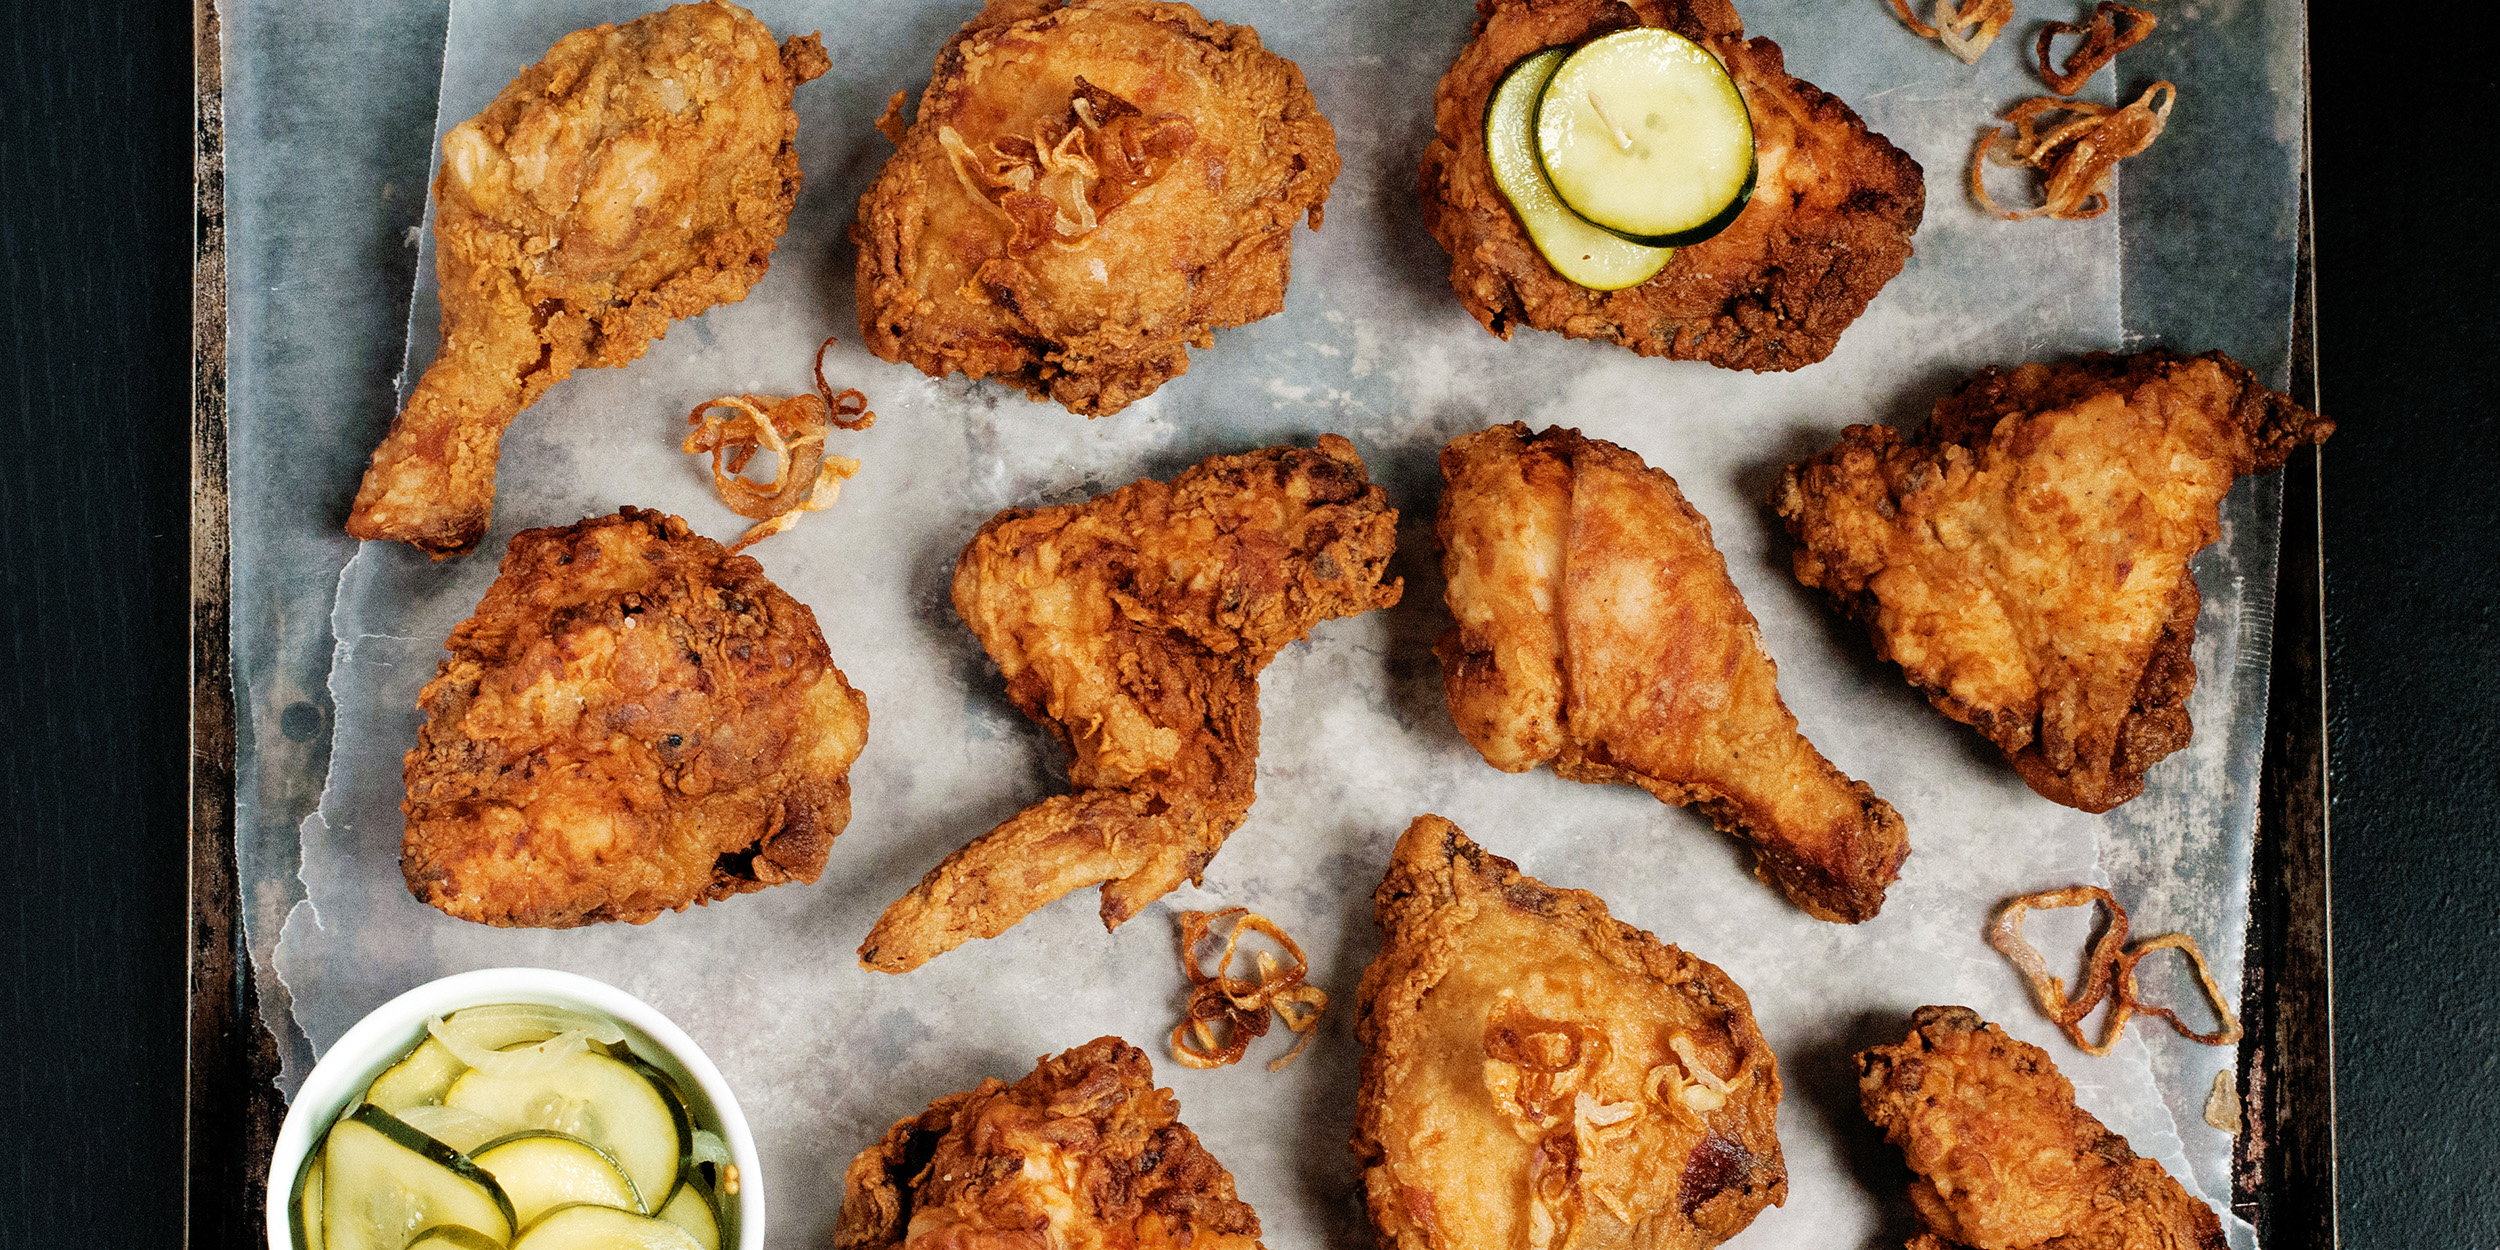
[1436,424,1907,922]
[1421,0,1923,371]
[853,0,1339,416]
[836,1037,1264,1250]
[1773,349,2334,812]
[349,2,829,557]
[1354,816,1787,1250]
[400,507,868,927]
[1856,1006,2226,1250]
[860,436,1399,972]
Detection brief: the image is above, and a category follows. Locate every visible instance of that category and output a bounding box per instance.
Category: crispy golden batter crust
[853,0,1338,416]
[1353,817,1786,1250]
[401,507,868,927]
[836,1037,1263,1250]
[1436,424,1907,921]
[1773,349,2333,811]
[1857,1006,2227,1250]
[349,2,827,557]
[1421,0,1923,371]
[859,436,1399,972]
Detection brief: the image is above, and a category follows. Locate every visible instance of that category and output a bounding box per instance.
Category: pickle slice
[319,1106,517,1250]
[1486,48,1674,290]
[1535,27,1755,246]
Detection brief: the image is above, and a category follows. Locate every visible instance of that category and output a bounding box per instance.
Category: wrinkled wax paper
[248,0,2306,1246]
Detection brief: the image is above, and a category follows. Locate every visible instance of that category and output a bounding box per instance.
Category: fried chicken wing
[838,1037,1262,1250]
[853,0,1339,416]
[860,435,1399,972]
[1421,0,1923,371]
[1856,1006,2226,1250]
[1436,424,1907,922]
[1773,349,2334,811]
[349,3,830,557]
[1353,816,1787,1250]
[400,507,869,927]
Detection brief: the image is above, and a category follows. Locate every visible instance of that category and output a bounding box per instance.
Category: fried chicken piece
[838,1037,1263,1250]
[348,3,830,557]
[853,0,1339,416]
[1856,1006,2227,1250]
[1420,0,1923,371]
[1436,424,1908,922]
[859,435,1400,972]
[1353,816,1787,1250]
[400,507,869,926]
[1773,349,2334,811]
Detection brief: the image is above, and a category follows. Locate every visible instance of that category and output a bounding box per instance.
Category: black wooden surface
[4,1,2496,1246]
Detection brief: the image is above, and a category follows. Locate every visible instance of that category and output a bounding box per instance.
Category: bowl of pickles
[265,968,761,1250]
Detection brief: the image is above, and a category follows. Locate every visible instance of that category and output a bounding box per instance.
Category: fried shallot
[2036,2,2159,96]
[1989,884,2243,1056]
[1886,0,2014,63]
[1172,907,1327,1072]
[682,338,873,553]
[1970,81,2175,221]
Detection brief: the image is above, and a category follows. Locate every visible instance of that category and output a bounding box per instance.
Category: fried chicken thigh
[1354,816,1787,1250]
[853,0,1339,415]
[401,507,868,927]
[349,3,829,557]
[1421,0,1923,371]
[1857,1006,2226,1250]
[1774,349,2334,811]
[837,1037,1263,1250]
[859,435,1399,972]
[1436,424,1907,922]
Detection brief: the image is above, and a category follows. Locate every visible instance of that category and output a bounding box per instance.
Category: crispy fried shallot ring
[1969,81,2176,221]
[1992,885,2243,1056]
[683,393,861,555]
[1886,0,2014,63]
[2036,3,2159,96]
[1171,907,1329,1072]
[814,336,875,432]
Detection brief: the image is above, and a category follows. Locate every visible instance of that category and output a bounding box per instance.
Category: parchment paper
[244,1,2302,1246]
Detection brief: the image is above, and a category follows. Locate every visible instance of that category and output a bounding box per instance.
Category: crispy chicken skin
[1353,816,1787,1250]
[1773,349,2334,812]
[349,3,829,557]
[853,0,1339,416]
[400,507,868,927]
[1436,424,1907,922]
[836,1037,1264,1250]
[859,436,1400,972]
[1421,0,1923,371]
[1857,1006,2226,1250]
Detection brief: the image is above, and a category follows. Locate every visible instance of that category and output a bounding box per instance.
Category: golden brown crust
[1353,816,1786,1250]
[1436,423,1907,921]
[836,1037,1263,1250]
[1420,0,1923,371]
[852,0,1338,416]
[1856,1006,2227,1250]
[349,3,827,556]
[859,436,1400,971]
[1773,349,2333,811]
[400,506,868,926]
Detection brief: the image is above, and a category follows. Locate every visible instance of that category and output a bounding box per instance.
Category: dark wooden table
[4,1,2493,1245]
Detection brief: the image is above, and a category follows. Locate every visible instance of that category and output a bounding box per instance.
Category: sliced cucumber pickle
[291,1154,326,1250]
[512,1203,705,1250]
[1535,27,1755,246]
[364,1037,468,1114]
[404,1227,505,1250]
[320,1106,516,1250]
[445,1051,690,1213]
[1486,48,1673,291]
[473,1130,646,1224]
[656,1177,722,1250]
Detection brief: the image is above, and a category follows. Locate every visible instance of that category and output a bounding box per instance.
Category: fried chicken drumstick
[837,1037,1264,1250]
[1354,816,1787,1250]
[1857,1006,2226,1250]
[860,435,1400,972]
[1421,0,1923,370]
[349,2,829,557]
[401,507,869,927]
[1775,349,2334,811]
[1437,424,1908,922]
[854,0,1339,415]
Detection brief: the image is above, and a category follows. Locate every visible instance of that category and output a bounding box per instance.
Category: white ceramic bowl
[264,967,764,1250]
